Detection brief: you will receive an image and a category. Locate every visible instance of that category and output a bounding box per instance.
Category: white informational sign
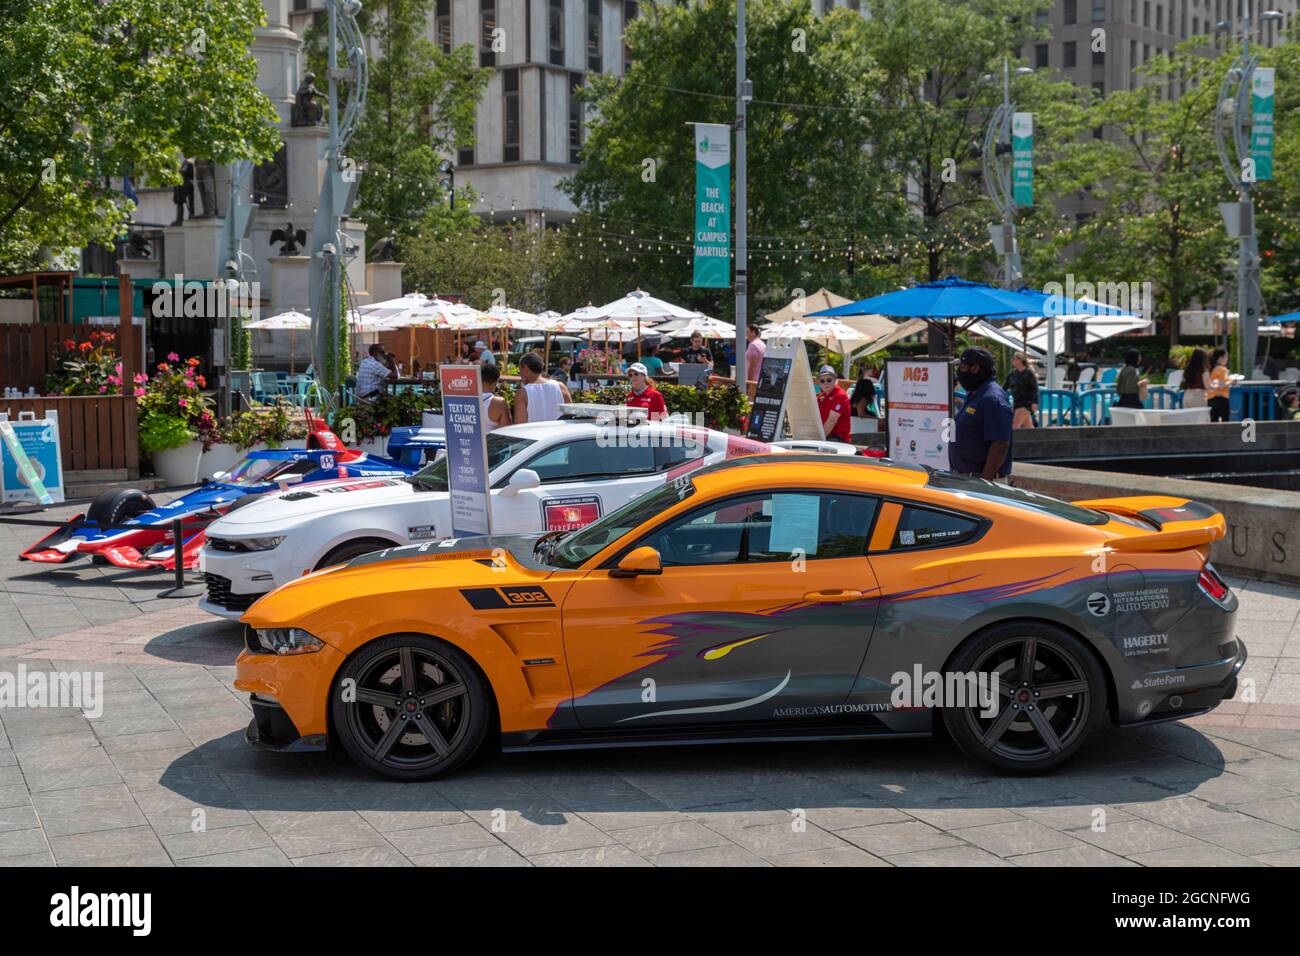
[439,365,492,537]
[884,358,951,469]
[744,338,822,443]
[0,411,64,504]
[768,493,820,555]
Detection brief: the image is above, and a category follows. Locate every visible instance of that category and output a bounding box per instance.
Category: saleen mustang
[199,414,853,618]
[235,455,1245,778]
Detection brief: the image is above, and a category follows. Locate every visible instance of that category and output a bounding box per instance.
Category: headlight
[241,536,285,552]
[254,628,324,656]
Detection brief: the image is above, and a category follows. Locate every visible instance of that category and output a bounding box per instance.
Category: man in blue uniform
[950,347,1014,480]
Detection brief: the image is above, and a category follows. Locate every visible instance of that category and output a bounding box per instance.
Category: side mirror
[500,468,541,497]
[610,546,662,578]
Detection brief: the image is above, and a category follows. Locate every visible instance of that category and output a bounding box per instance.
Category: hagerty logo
[1119,632,1170,657]
[49,886,151,936]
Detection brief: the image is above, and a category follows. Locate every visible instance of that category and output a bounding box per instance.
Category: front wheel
[942,622,1107,774]
[330,634,490,781]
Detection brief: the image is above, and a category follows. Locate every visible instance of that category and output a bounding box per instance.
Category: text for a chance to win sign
[885,359,950,470]
[439,365,491,537]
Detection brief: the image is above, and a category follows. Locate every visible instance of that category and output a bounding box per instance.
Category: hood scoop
[280,490,318,501]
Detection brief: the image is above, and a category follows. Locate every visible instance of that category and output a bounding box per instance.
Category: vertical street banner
[1250,67,1275,182]
[439,365,492,537]
[1012,112,1033,207]
[884,358,951,470]
[692,122,731,288]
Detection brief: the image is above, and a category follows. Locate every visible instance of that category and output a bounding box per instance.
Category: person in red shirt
[816,364,853,442]
[625,363,667,418]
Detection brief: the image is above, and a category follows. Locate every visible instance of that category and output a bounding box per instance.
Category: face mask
[957,369,988,390]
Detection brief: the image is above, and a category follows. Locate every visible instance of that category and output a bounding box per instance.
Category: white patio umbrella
[591,291,700,359]
[665,316,735,339]
[242,310,313,373]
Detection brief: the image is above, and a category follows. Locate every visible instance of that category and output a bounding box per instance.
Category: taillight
[1198,563,1230,603]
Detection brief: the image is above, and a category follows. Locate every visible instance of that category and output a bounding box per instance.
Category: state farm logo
[447,374,473,390]
[902,367,929,382]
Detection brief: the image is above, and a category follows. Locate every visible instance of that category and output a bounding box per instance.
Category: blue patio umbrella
[992,286,1130,320]
[810,276,1046,320]
[1273,310,1300,323]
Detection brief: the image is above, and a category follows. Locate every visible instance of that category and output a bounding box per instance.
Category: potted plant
[44,330,122,395]
[138,355,215,486]
[333,391,433,457]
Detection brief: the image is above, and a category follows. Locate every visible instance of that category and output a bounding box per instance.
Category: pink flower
[185,379,196,388]
[98,385,107,393]
[133,373,146,384]
[133,387,145,397]
[167,352,179,362]
[178,397,188,408]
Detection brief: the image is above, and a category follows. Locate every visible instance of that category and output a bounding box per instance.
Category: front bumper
[234,637,346,750]
[1117,637,1247,727]
[197,546,282,618]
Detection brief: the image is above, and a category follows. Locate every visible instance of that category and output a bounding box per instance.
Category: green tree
[305,0,489,255]
[1036,40,1234,347]
[563,0,907,320]
[0,0,280,270]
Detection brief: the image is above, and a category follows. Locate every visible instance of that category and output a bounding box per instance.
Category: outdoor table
[1108,406,1211,426]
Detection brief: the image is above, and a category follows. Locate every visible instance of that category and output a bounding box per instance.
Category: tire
[85,488,156,527]
[941,621,1107,774]
[331,634,490,781]
[314,538,395,571]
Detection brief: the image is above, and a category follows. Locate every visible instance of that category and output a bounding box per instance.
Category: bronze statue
[369,235,397,262]
[291,73,324,127]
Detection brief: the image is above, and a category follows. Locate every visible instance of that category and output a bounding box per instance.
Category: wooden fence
[0,395,139,472]
[0,323,142,394]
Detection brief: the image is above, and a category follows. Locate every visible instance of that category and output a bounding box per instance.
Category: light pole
[309,0,368,411]
[982,59,1034,291]
[1214,6,1283,379]
[734,0,751,390]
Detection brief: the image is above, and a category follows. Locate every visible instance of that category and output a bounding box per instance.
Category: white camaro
[197,415,858,619]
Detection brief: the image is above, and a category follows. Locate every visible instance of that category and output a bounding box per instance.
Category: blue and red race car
[20,420,443,572]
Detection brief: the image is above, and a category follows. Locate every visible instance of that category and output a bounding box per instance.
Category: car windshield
[549,478,696,569]
[221,455,318,487]
[926,472,1109,525]
[406,434,535,492]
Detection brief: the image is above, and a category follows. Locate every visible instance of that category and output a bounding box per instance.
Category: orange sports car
[235,455,1244,779]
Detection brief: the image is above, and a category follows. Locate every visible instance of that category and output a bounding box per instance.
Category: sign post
[439,365,492,538]
[883,357,952,469]
[692,122,731,289]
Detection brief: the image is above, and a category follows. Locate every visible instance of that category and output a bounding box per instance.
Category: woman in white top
[479,364,512,432]
[513,352,572,423]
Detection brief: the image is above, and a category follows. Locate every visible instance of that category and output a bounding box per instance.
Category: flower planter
[152,441,204,487]
[199,442,256,480]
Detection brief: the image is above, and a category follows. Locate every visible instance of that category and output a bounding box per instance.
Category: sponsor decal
[407,524,436,540]
[1112,587,1173,613]
[1117,632,1170,657]
[898,529,916,546]
[320,480,395,494]
[772,702,897,717]
[1131,672,1186,691]
[1086,591,1111,616]
[320,453,335,470]
[461,585,556,609]
[541,495,601,532]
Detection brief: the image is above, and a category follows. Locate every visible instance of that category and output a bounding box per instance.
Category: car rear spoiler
[1073,495,1226,553]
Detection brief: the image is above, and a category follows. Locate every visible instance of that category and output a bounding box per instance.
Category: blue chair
[1034,389,1078,427]
[1098,367,1119,385]
[1079,387,1119,425]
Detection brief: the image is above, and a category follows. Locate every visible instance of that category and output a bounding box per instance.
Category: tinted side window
[525,440,654,483]
[638,492,877,567]
[891,506,980,550]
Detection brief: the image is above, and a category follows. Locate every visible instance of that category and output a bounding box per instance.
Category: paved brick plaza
[1,499,1299,867]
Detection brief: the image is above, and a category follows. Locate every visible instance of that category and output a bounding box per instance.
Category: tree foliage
[0,0,280,271]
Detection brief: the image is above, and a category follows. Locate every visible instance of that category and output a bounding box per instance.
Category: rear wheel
[85,488,155,526]
[331,634,489,781]
[942,622,1106,773]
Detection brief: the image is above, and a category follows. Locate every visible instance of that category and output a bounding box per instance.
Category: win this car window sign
[439,366,492,537]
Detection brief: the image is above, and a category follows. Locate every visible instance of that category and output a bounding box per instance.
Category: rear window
[891,506,980,549]
[926,473,1109,526]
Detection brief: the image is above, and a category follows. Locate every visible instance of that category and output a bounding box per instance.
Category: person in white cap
[625,362,667,418]
[474,340,496,365]
[816,364,852,442]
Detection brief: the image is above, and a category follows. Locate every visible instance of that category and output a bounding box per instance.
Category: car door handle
[803,589,863,603]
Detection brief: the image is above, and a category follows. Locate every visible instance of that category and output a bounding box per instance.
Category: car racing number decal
[461,586,556,609]
[540,495,601,532]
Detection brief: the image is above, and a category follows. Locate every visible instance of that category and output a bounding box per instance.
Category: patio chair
[1076,366,1096,384]
[1098,367,1119,385]
[1165,369,1183,389]
[1078,387,1118,425]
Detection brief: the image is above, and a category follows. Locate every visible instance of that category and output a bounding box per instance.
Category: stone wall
[1011,462,1300,587]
